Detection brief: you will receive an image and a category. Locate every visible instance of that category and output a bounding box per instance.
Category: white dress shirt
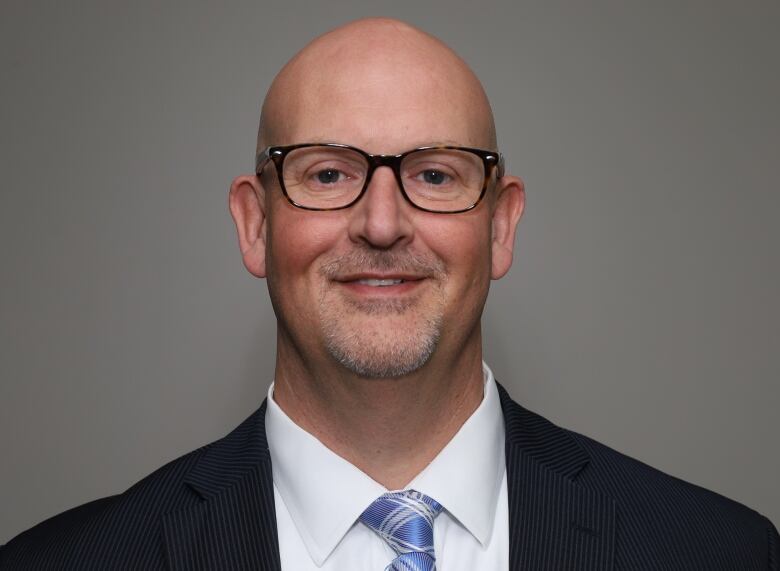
[265,362,509,570]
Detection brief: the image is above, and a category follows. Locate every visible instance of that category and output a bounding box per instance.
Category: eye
[305,165,358,187]
[420,169,451,185]
[411,168,455,187]
[316,169,345,184]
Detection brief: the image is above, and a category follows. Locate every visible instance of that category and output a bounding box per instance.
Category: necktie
[360,490,444,571]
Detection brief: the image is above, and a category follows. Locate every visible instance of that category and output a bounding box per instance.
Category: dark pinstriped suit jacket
[2,384,778,570]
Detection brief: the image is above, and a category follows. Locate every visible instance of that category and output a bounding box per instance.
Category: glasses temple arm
[255,148,271,173]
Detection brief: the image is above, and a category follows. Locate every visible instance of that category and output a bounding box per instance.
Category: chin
[321,314,442,379]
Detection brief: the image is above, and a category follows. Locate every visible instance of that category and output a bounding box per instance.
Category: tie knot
[360,490,443,569]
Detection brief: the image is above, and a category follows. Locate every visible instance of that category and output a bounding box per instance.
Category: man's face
[232,31,523,378]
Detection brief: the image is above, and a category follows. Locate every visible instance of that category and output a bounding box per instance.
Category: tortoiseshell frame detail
[255,142,505,214]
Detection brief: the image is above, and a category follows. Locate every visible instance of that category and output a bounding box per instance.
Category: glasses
[255,143,505,213]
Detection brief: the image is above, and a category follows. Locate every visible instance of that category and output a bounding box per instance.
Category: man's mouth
[319,250,445,292]
[355,278,406,287]
[332,274,425,294]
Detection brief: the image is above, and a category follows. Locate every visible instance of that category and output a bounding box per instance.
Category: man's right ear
[228,174,267,278]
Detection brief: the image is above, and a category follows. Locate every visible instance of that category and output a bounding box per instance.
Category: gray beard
[322,303,443,378]
[318,248,447,378]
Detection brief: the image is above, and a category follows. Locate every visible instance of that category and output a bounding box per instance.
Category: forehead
[263,35,495,154]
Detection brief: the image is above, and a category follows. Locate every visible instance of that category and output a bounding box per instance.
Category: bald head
[257,18,497,154]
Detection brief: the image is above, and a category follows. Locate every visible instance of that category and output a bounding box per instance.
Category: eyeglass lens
[281,146,485,212]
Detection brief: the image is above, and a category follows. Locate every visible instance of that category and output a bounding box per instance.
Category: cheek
[267,208,346,288]
[421,214,493,294]
[418,216,492,339]
[266,210,347,334]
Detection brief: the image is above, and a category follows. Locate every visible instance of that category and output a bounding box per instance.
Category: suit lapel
[162,401,282,571]
[161,387,616,570]
[498,384,616,570]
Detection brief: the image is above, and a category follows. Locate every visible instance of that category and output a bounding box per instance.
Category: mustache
[319,248,447,279]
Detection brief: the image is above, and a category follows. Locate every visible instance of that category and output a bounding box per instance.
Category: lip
[333,273,427,295]
[334,273,426,283]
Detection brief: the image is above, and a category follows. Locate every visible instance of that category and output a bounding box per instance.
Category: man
[1,17,777,571]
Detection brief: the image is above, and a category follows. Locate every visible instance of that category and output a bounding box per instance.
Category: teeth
[356,278,404,287]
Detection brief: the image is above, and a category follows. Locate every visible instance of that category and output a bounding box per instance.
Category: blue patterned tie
[360,490,444,571]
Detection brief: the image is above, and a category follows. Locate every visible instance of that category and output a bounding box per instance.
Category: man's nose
[347,166,414,249]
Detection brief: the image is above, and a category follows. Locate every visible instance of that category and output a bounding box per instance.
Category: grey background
[1,0,778,544]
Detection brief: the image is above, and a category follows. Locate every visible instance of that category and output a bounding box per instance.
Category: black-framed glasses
[255,143,505,213]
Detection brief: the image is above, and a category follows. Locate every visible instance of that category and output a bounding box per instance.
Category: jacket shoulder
[0,441,210,570]
[2,402,269,570]
[498,383,777,567]
[566,428,779,568]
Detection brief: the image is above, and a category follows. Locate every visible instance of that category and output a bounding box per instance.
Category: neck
[272,329,485,490]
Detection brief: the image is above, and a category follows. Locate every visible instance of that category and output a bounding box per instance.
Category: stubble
[318,248,448,378]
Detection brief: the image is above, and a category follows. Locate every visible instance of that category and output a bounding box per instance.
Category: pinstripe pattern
[497,383,779,570]
[0,403,280,570]
[2,386,777,569]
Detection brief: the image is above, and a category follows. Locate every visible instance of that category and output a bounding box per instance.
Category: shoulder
[570,427,774,526]
[497,382,778,566]
[568,426,761,519]
[0,398,276,571]
[567,429,779,567]
[0,443,209,570]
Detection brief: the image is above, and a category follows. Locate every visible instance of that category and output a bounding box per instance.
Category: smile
[333,273,426,296]
[356,278,405,287]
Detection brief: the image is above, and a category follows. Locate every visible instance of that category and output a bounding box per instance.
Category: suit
[2,384,777,570]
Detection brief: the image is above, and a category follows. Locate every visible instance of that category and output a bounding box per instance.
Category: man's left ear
[490,175,525,279]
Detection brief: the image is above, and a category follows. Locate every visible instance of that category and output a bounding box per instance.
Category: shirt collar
[265,362,505,565]
[408,362,505,547]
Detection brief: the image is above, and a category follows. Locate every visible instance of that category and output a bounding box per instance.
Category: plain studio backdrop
[1,0,778,544]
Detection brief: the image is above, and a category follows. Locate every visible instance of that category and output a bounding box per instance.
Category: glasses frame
[255,142,505,214]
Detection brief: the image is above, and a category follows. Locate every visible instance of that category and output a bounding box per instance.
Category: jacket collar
[163,385,615,570]
[162,402,282,570]
[498,383,616,569]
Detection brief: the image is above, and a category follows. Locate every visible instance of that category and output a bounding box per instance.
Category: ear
[228,174,267,278]
[490,175,525,279]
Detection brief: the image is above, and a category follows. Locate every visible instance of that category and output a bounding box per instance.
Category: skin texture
[229,18,525,490]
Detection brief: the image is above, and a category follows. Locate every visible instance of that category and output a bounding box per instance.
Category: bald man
[2,18,777,571]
